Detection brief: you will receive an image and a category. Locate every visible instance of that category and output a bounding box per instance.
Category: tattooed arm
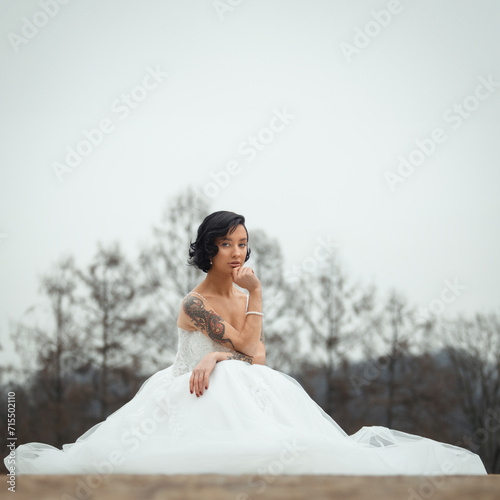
[214,350,257,365]
[236,327,265,365]
[180,293,263,357]
[217,335,266,365]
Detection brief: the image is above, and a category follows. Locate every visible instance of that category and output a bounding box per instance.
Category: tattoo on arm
[227,351,254,364]
[183,295,237,350]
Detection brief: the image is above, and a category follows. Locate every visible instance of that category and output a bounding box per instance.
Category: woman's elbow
[242,340,266,365]
[254,346,266,365]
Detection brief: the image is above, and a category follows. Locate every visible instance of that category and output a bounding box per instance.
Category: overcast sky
[1,0,499,367]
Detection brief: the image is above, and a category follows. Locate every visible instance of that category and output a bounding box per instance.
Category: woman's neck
[200,270,237,298]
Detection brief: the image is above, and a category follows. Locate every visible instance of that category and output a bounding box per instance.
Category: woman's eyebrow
[218,236,247,241]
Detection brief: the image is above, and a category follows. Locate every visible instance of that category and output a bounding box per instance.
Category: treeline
[0,187,498,473]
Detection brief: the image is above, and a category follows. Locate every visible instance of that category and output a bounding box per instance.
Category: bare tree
[442,311,500,473]
[375,290,414,427]
[297,250,377,416]
[137,187,210,367]
[10,255,83,446]
[75,242,148,420]
[352,288,437,429]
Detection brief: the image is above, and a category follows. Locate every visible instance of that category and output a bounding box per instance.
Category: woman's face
[211,224,248,273]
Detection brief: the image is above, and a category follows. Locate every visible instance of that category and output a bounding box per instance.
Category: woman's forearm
[240,287,263,348]
[214,341,266,365]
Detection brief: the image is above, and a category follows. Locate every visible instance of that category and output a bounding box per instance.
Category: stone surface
[2,474,499,500]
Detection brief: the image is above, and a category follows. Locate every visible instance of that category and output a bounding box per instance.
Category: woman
[178,210,266,397]
[5,211,487,476]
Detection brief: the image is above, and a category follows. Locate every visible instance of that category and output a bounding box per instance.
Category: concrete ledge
[4,474,499,500]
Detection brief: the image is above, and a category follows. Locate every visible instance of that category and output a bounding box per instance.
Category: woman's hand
[190,352,218,397]
[231,265,261,292]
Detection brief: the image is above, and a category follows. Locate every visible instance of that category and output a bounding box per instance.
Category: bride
[5,211,487,476]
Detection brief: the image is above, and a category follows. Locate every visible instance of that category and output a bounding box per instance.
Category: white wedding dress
[5,294,487,476]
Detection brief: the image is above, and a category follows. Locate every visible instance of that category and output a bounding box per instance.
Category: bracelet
[246,311,264,316]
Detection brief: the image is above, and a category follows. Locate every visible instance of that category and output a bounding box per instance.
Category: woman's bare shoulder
[182,288,208,301]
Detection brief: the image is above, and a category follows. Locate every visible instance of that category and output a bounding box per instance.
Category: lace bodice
[171,291,249,374]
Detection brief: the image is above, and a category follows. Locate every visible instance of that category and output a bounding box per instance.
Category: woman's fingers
[191,370,210,397]
[196,371,203,396]
[192,371,200,397]
[233,266,253,284]
[190,372,196,394]
[190,353,218,397]
[198,373,203,396]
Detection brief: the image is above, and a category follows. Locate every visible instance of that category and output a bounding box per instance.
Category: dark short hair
[188,211,251,273]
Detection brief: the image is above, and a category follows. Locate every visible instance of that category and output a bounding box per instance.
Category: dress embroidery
[174,328,235,372]
[249,375,275,419]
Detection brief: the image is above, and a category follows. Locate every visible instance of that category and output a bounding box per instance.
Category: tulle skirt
[5,360,487,475]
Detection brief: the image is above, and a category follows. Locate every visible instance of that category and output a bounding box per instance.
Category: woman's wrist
[212,352,225,363]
